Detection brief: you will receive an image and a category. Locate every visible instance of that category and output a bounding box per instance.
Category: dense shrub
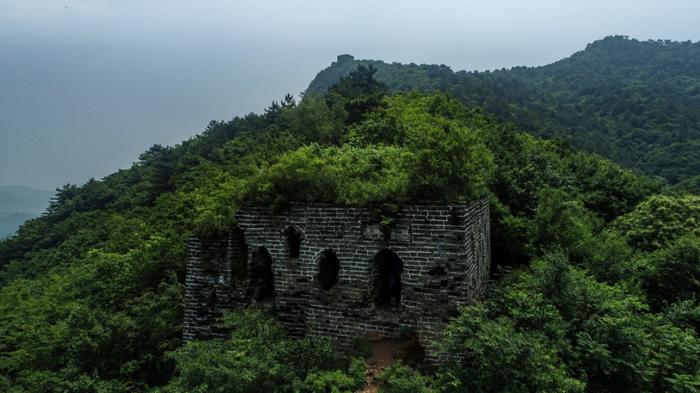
[162,309,346,393]
[297,358,366,393]
[439,253,700,393]
[612,194,700,251]
[376,362,437,393]
[643,235,700,310]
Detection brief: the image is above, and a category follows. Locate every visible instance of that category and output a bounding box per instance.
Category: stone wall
[183,200,490,356]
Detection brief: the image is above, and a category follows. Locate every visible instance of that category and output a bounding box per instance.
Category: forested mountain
[1,60,700,392]
[0,186,52,238]
[308,36,700,185]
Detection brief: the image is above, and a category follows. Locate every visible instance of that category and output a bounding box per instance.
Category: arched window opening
[250,246,274,301]
[448,206,460,225]
[318,250,340,291]
[230,228,248,281]
[204,288,218,324]
[283,226,304,258]
[205,289,217,310]
[373,249,403,309]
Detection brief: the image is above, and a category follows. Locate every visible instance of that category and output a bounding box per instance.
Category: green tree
[162,309,349,393]
[612,194,700,251]
[326,64,388,124]
[643,235,700,310]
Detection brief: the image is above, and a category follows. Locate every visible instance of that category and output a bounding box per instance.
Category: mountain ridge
[307,36,700,185]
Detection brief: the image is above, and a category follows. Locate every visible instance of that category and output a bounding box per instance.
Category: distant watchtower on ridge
[335,54,354,65]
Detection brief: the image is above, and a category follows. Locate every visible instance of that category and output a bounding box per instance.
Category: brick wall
[183,200,490,357]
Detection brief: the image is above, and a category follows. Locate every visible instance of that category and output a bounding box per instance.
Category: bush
[297,359,365,393]
[527,187,600,262]
[298,371,357,393]
[643,235,700,310]
[612,194,700,251]
[376,362,437,393]
[439,253,700,393]
[163,309,346,393]
[440,306,584,393]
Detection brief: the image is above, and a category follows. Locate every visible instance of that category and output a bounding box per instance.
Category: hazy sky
[1,0,699,190]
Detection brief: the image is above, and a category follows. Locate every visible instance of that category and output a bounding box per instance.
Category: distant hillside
[0,213,35,239]
[0,186,52,238]
[307,36,700,184]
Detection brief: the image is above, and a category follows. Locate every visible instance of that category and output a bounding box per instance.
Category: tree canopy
[308,36,700,185]
[0,61,697,392]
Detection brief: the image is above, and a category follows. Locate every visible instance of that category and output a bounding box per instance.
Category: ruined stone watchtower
[183,200,490,356]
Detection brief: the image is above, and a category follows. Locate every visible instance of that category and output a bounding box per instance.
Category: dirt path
[358,339,397,393]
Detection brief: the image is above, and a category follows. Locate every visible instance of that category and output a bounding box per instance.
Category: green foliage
[612,194,700,251]
[666,300,700,333]
[297,371,358,393]
[527,187,600,261]
[350,337,374,360]
[247,144,340,208]
[440,253,700,393]
[308,36,700,184]
[0,59,698,392]
[674,175,700,195]
[246,143,412,210]
[441,306,584,393]
[325,64,388,125]
[376,362,437,393]
[576,229,643,284]
[162,309,348,393]
[565,151,664,221]
[185,166,246,237]
[297,359,365,393]
[643,235,700,310]
[329,145,411,205]
[278,95,345,145]
[377,94,494,200]
[248,94,494,208]
[0,239,184,391]
[480,120,659,268]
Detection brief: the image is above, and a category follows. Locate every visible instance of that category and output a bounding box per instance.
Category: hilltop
[308,36,700,185]
[0,42,699,392]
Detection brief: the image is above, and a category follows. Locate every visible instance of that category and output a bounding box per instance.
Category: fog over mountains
[0,186,52,238]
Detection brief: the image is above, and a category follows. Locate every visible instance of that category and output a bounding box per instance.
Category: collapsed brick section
[183,200,490,357]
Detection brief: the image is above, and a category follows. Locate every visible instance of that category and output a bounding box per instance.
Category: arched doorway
[373,249,403,309]
[318,249,340,291]
[250,246,274,300]
[283,226,304,258]
[230,227,248,282]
